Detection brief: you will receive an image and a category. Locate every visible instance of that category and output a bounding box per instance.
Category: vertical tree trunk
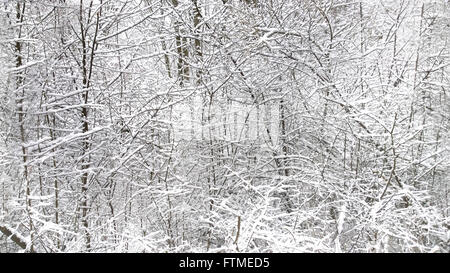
[14,1,34,253]
[77,0,100,251]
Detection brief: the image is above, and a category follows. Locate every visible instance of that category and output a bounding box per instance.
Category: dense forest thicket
[0,0,449,253]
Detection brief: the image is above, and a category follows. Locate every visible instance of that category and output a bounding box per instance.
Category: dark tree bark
[0,225,34,252]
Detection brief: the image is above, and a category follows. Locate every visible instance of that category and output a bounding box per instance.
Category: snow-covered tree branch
[0,0,448,253]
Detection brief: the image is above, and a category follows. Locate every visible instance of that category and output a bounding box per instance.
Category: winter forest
[0,0,449,253]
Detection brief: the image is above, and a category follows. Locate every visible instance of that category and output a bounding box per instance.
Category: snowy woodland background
[0,0,449,253]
